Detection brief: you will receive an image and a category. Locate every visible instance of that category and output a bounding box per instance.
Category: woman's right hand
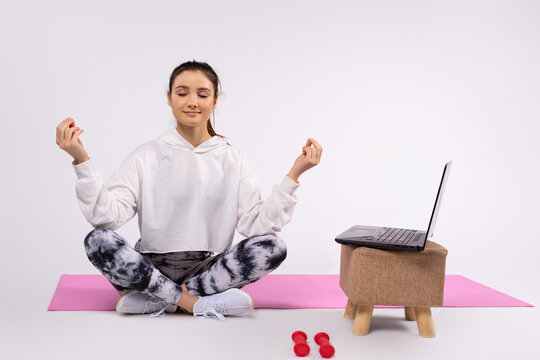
[56,117,89,164]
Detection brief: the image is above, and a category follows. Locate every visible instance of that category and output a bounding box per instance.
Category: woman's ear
[167,92,172,107]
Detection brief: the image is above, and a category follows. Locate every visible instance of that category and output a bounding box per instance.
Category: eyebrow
[175,85,212,92]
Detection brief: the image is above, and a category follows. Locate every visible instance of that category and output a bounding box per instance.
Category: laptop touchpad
[343,226,379,238]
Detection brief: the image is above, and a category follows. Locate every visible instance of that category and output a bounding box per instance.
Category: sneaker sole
[115,290,134,312]
[116,290,177,314]
[224,288,255,314]
[115,290,143,313]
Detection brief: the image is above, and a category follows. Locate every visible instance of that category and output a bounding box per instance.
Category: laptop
[335,161,452,252]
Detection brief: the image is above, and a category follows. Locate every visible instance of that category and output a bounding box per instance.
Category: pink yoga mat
[47,274,533,311]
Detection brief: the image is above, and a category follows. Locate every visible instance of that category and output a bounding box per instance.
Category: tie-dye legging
[83,228,288,305]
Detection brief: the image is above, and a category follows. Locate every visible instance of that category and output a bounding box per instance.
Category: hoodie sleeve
[236,154,300,237]
[71,152,139,231]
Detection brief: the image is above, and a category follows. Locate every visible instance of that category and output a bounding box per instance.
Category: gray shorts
[134,239,226,286]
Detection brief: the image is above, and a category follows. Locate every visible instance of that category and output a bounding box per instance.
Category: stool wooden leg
[414,307,436,338]
[344,299,358,319]
[352,305,374,336]
[404,306,416,321]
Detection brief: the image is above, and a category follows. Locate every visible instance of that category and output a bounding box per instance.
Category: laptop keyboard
[378,227,418,245]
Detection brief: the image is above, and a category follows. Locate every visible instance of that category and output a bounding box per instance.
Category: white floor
[2,287,538,360]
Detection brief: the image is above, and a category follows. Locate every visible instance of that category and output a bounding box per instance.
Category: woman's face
[167,70,217,130]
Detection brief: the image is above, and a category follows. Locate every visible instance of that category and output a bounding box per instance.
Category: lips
[184,111,200,116]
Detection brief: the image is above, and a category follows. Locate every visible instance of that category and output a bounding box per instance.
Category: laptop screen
[425,161,452,241]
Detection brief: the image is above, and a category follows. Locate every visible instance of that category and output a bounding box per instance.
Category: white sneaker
[116,290,178,317]
[192,288,255,320]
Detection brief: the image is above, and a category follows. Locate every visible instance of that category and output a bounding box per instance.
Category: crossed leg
[184,233,288,296]
[83,228,288,309]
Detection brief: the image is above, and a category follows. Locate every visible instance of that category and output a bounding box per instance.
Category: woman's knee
[249,233,287,268]
[270,234,287,258]
[82,228,155,291]
[269,234,287,267]
[83,227,126,256]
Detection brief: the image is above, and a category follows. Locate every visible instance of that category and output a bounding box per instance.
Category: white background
[1,0,538,358]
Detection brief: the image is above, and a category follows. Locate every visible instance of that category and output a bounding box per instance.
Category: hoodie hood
[158,127,231,154]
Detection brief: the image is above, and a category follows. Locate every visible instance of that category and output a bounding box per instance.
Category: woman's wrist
[287,172,300,184]
[73,156,90,165]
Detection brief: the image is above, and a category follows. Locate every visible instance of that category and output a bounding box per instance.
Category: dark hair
[167,60,225,138]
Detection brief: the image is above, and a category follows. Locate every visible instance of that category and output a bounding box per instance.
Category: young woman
[55,60,323,319]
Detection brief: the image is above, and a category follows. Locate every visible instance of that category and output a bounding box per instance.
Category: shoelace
[143,296,170,317]
[195,300,227,321]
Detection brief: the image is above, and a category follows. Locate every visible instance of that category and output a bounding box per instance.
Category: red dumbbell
[291,331,310,357]
[314,332,335,358]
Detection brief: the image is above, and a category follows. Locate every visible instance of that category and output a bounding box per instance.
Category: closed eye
[177,94,209,98]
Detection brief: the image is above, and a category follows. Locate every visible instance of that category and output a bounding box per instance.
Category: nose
[187,94,198,108]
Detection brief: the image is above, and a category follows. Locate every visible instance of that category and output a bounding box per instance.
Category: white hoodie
[72,127,300,254]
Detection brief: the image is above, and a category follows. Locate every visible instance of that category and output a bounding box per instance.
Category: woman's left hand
[287,138,323,183]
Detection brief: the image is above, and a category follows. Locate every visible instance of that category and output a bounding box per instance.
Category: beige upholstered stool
[340,240,448,338]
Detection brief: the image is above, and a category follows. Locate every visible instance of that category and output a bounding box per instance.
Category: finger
[301,146,309,158]
[72,127,81,137]
[56,118,70,141]
[309,147,318,163]
[72,129,84,143]
[57,118,75,142]
[314,148,321,164]
[63,117,75,131]
[304,144,317,161]
[67,121,77,132]
[305,147,314,161]
[60,124,76,147]
[309,138,322,149]
[309,138,323,160]
[66,126,80,142]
